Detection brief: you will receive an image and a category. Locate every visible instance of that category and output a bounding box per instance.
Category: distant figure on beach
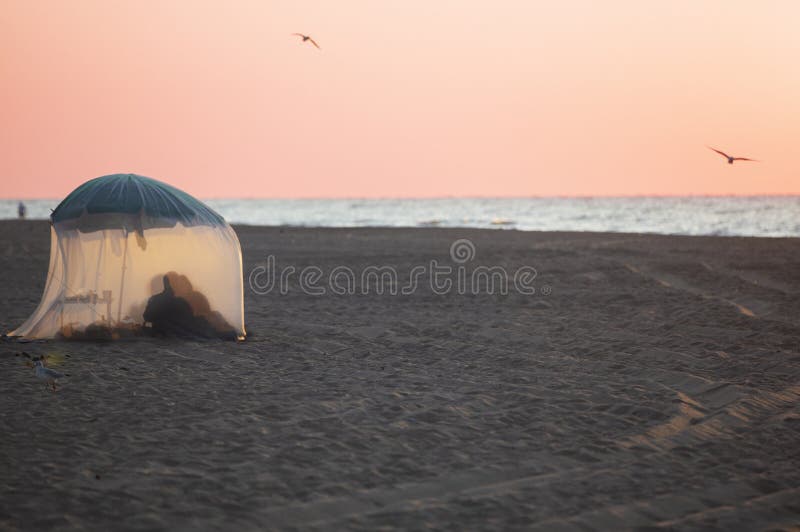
[707,146,759,164]
[17,202,26,219]
[292,33,321,49]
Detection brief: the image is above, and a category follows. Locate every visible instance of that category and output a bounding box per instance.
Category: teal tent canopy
[11,173,245,339]
[51,174,226,232]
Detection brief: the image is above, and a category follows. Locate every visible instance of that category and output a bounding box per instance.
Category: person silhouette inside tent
[143,275,199,337]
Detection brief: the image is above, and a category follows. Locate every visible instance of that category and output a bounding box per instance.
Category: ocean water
[2,197,799,237]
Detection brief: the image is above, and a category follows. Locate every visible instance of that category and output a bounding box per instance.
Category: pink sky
[1,1,798,198]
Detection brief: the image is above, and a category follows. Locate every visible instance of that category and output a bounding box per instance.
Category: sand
[1,220,799,530]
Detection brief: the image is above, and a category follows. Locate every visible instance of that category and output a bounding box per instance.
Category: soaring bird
[707,146,759,164]
[292,33,321,49]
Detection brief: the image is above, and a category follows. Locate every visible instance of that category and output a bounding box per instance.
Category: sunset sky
[1,1,798,198]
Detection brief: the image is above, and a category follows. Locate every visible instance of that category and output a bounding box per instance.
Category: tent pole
[116,232,129,325]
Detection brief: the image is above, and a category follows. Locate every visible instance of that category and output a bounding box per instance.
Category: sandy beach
[1,219,799,530]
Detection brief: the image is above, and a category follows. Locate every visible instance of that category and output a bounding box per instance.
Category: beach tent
[10,174,245,340]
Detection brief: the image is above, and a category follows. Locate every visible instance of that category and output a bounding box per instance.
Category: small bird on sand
[707,146,759,164]
[292,33,321,49]
[28,359,64,392]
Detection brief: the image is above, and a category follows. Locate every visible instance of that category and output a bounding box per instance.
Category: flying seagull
[707,146,759,164]
[292,33,321,49]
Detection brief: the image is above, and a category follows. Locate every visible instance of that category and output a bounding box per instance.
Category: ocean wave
[3,197,800,237]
